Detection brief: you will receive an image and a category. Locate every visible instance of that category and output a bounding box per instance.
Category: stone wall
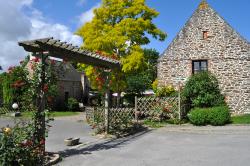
[158,3,250,113]
[55,80,83,108]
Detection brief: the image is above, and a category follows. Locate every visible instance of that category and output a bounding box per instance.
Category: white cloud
[29,19,81,46]
[77,0,87,6]
[0,0,81,71]
[78,3,100,26]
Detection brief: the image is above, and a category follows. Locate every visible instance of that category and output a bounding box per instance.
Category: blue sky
[0,0,249,70]
[32,0,250,53]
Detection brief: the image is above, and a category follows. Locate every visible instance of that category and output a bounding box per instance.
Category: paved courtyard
[58,125,250,166]
[1,115,250,166]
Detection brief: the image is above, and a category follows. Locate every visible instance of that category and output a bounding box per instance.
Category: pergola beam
[18,37,121,69]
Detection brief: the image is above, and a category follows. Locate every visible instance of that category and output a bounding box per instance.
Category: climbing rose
[43,84,49,92]
[33,57,40,63]
[50,59,56,65]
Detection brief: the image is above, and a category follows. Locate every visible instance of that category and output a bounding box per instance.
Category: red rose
[43,84,49,92]
[40,139,45,145]
[50,59,56,65]
[33,57,40,63]
[12,80,25,88]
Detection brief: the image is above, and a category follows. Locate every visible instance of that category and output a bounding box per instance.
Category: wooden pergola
[18,37,120,69]
[18,37,120,162]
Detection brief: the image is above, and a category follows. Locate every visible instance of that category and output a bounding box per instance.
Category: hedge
[188,106,230,126]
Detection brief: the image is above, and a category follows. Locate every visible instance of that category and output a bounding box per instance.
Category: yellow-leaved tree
[76,0,166,98]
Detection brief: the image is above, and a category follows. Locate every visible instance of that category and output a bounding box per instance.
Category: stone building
[27,56,90,109]
[158,0,250,114]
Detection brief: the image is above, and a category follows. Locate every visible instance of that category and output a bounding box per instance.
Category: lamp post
[12,103,19,110]
[11,102,21,117]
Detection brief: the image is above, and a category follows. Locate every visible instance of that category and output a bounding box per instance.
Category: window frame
[192,60,208,74]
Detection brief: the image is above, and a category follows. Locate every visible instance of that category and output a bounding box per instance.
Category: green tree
[76,0,166,93]
[126,48,159,95]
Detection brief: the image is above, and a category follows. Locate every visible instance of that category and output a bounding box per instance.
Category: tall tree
[126,48,159,95]
[76,0,166,99]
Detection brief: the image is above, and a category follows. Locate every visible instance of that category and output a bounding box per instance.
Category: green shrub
[208,106,230,126]
[156,85,175,97]
[152,79,158,93]
[67,98,79,111]
[188,106,230,126]
[182,72,224,108]
[188,108,209,126]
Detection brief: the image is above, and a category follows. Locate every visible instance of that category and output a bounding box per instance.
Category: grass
[143,119,187,128]
[1,111,80,118]
[49,111,80,117]
[231,114,250,124]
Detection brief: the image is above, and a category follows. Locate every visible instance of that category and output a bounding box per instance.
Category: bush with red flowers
[2,64,29,104]
[0,56,59,164]
[0,122,45,165]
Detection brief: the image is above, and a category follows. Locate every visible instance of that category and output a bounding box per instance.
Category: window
[192,60,208,74]
[203,31,208,39]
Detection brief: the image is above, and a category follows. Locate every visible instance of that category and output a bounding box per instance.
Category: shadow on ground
[58,128,152,158]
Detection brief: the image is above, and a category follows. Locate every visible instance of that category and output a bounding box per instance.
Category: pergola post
[35,52,47,163]
[104,72,111,134]
[104,89,110,134]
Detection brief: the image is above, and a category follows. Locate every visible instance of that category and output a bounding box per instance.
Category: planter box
[64,138,80,146]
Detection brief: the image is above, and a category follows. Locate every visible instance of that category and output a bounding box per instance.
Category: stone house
[158,0,250,114]
[53,62,89,109]
[27,56,90,109]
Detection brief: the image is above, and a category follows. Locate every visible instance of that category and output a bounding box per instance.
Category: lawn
[0,111,80,118]
[231,114,250,124]
[21,111,80,118]
[143,119,187,128]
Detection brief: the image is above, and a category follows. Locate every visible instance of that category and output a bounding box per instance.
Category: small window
[203,31,208,39]
[192,60,208,74]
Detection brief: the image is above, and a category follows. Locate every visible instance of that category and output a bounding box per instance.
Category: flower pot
[64,138,80,146]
